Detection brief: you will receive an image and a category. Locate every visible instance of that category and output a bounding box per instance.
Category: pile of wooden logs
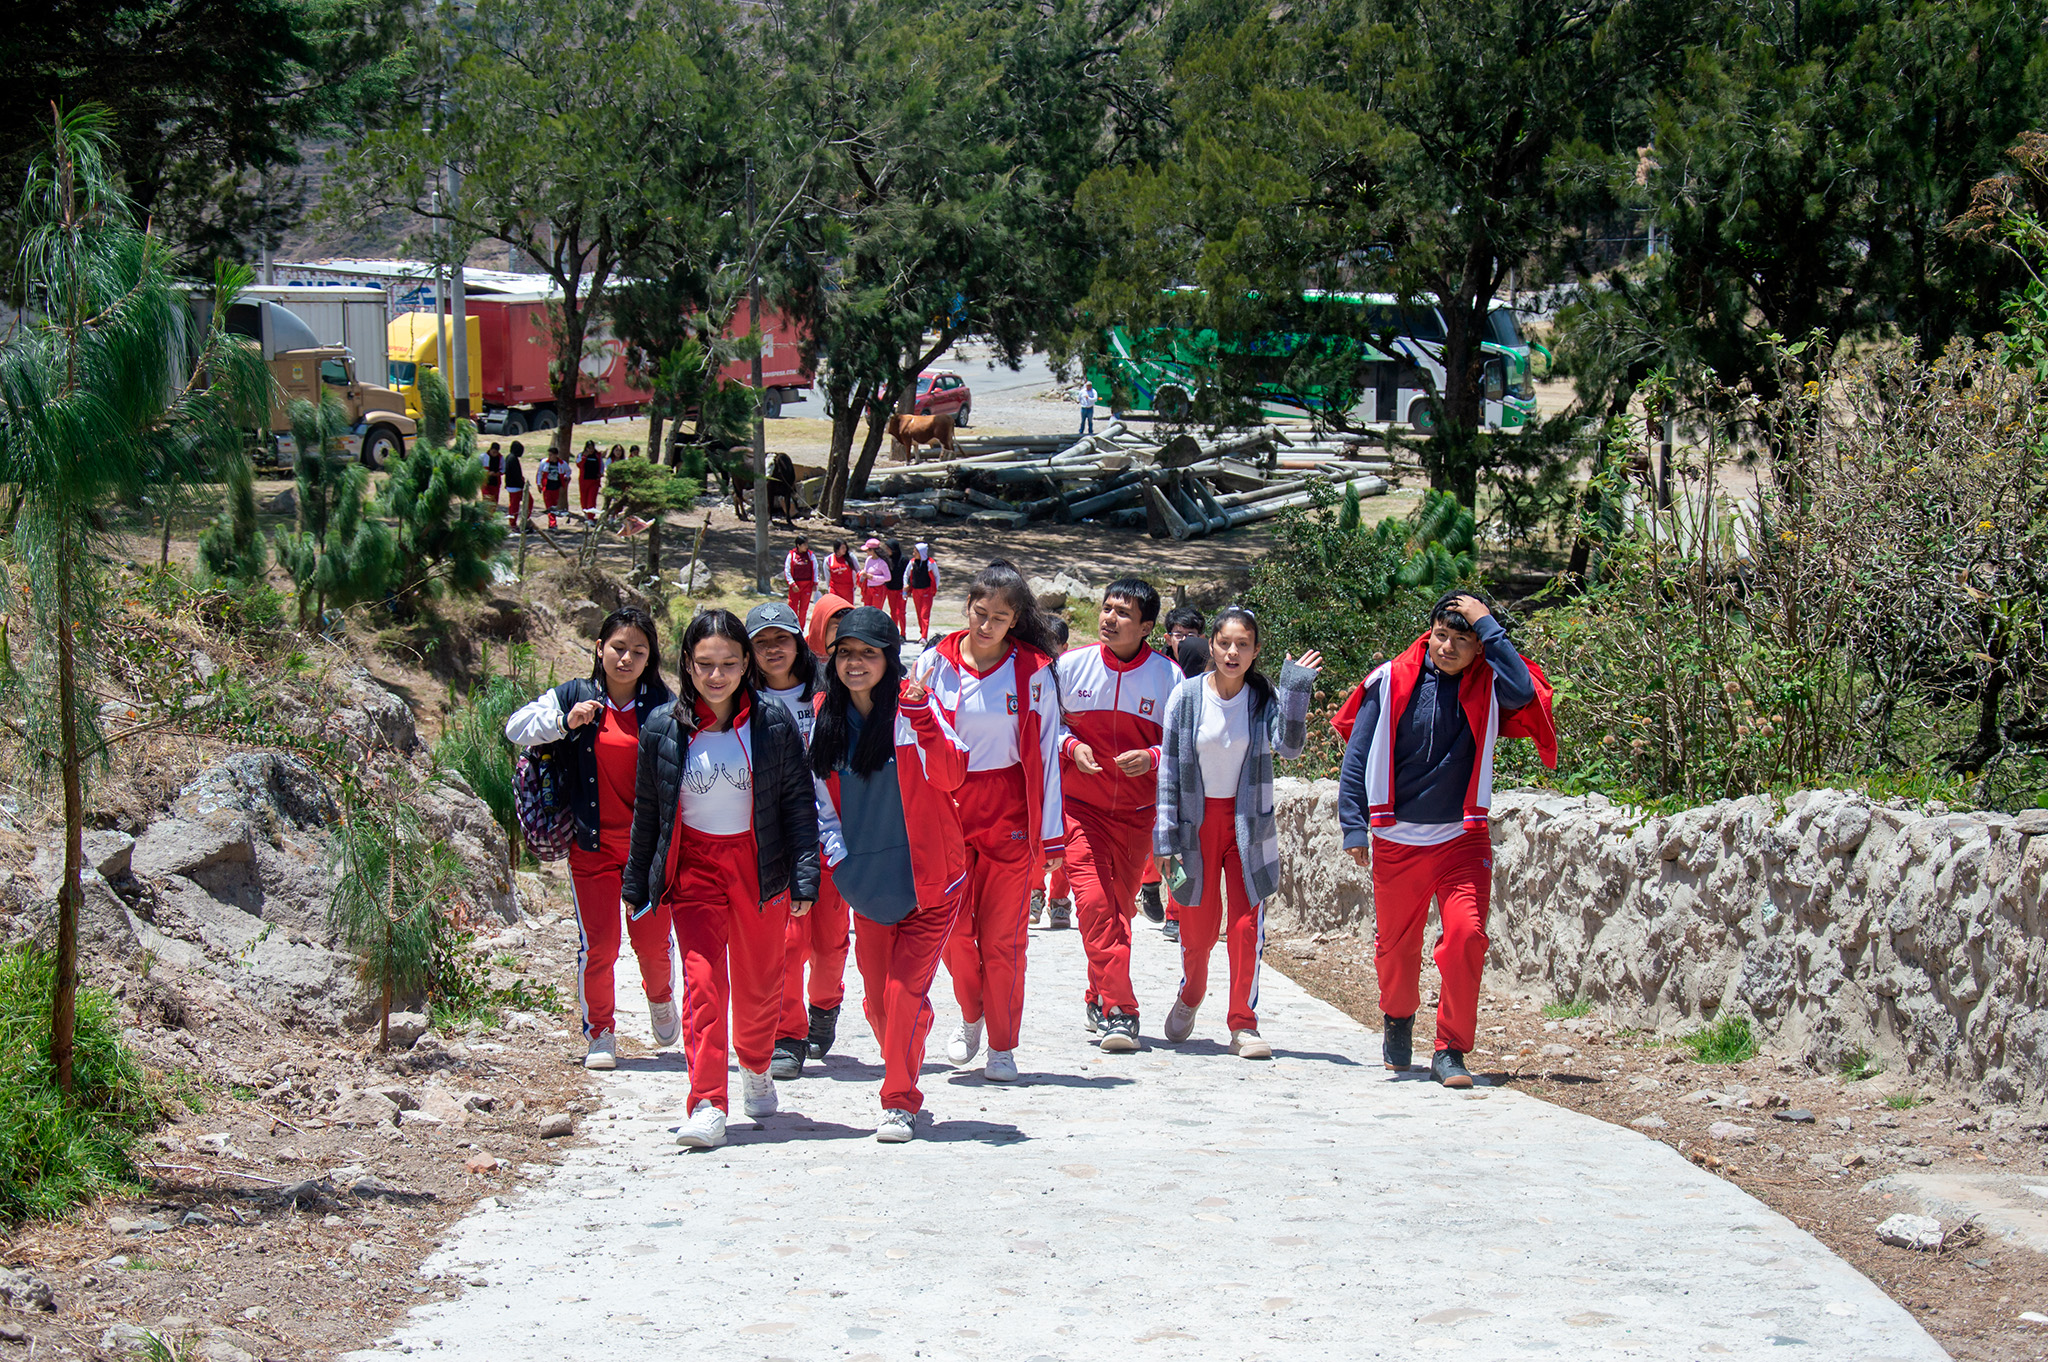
[839,423,1394,539]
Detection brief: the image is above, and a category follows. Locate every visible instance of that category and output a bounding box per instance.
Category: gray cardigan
[1152,661,1317,906]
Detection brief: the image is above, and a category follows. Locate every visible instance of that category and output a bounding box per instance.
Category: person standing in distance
[810,608,970,1141]
[1055,578,1181,1053]
[914,562,1065,1083]
[1334,593,1555,1087]
[622,610,818,1148]
[827,538,858,605]
[906,543,941,644]
[784,534,822,624]
[1154,608,1320,1059]
[501,441,527,531]
[503,608,677,1070]
[1077,380,1098,435]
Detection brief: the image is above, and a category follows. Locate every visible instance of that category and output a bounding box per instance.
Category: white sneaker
[583,1031,617,1070]
[675,1101,726,1149]
[648,999,681,1049]
[740,1065,778,1118]
[876,1108,916,1143]
[945,1019,984,1067]
[1165,997,1199,1043]
[1229,1029,1273,1060]
[984,1049,1018,1082]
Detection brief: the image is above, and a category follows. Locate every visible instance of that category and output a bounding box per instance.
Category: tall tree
[1076,0,1667,504]
[0,106,269,1091]
[379,371,506,607]
[1,0,408,279]
[334,0,749,468]
[273,394,394,628]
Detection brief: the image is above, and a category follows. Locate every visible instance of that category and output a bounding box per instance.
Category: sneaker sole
[583,1057,616,1071]
[1233,1046,1273,1060]
[1438,1074,1474,1089]
[876,1130,914,1143]
[770,1062,803,1080]
[676,1132,725,1149]
[1098,1034,1140,1054]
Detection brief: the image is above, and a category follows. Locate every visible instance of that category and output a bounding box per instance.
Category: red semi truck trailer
[388,293,814,436]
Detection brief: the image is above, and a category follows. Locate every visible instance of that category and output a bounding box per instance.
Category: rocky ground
[1266,929,2048,1362]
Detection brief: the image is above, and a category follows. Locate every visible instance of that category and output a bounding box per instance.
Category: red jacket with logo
[1054,642,1183,823]
[812,691,970,908]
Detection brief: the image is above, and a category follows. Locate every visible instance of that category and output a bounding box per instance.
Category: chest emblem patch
[1006,694,1020,715]
[1139,697,1155,716]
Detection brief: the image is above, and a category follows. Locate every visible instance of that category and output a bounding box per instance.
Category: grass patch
[1681,1015,1756,1065]
[1541,997,1592,1020]
[1885,1092,1929,1110]
[1839,1048,1883,1082]
[0,947,164,1223]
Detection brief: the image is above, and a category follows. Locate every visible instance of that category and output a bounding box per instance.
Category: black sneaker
[1098,1010,1141,1053]
[806,1003,840,1060]
[1382,1013,1415,1071]
[770,1036,807,1080]
[1139,883,1164,923]
[1030,889,1045,925]
[1047,898,1072,929]
[1084,999,1103,1034]
[1161,919,1179,944]
[1431,1049,1474,1089]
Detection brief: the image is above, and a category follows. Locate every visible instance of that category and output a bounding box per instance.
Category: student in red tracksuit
[480,442,503,505]
[913,562,1063,1083]
[827,540,858,604]
[1055,577,1182,1053]
[1032,616,1072,929]
[784,536,821,624]
[621,610,819,1149]
[883,538,909,634]
[1335,592,1555,1088]
[906,542,940,643]
[858,538,891,608]
[504,608,675,1071]
[538,449,572,528]
[501,442,528,530]
[745,602,849,1081]
[810,607,969,1142]
[577,440,604,522]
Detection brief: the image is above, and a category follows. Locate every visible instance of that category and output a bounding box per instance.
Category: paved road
[348,913,1947,1362]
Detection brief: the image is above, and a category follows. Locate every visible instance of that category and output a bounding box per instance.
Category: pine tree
[197,444,268,584]
[603,459,701,582]
[328,795,461,1050]
[380,412,507,607]
[272,395,393,630]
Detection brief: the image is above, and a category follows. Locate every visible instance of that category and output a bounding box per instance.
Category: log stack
[844,424,1396,539]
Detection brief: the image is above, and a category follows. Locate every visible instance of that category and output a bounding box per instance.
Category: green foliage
[327,795,462,1049]
[604,458,702,522]
[416,366,453,451]
[1838,1049,1883,1082]
[1884,1092,1929,1111]
[379,415,506,606]
[197,445,269,585]
[1541,998,1592,1020]
[427,917,565,1031]
[1681,1015,1756,1065]
[431,644,541,854]
[271,395,394,629]
[0,947,161,1223]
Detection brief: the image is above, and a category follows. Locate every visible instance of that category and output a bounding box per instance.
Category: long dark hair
[749,626,817,690]
[1209,606,1272,717]
[675,609,753,723]
[590,606,662,690]
[810,643,903,778]
[966,560,1061,659]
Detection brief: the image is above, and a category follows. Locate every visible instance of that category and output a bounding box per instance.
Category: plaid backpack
[513,740,578,861]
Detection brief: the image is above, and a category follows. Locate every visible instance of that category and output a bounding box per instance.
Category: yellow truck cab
[219,298,414,468]
[386,313,483,420]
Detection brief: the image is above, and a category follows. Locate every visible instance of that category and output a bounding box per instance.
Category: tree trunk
[158,494,174,569]
[849,381,902,500]
[379,971,393,1051]
[646,515,663,581]
[51,534,82,1095]
[647,411,666,467]
[823,377,872,517]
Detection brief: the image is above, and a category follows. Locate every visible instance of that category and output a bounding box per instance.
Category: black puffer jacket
[504,674,674,854]
[619,691,819,913]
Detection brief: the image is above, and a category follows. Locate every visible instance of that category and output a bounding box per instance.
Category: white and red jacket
[1055,642,1183,822]
[812,691,969,908]
[784,548,821,584]
[914,634,1064,861]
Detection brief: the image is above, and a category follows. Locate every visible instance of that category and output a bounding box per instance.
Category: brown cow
[887,412,959,463]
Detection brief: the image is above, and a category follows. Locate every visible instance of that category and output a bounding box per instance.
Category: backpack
[909,557,932,589]
[513,741,578,860]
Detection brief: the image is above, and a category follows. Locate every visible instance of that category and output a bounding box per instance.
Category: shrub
[328,796,463,1049]
[1541,998,1592,1020]
[431,643,542,855]
[1681,1015,1756,1065]
[0,947,161,1222]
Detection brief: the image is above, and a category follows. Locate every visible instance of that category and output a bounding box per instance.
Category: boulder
[326,667,419,756]
[384,1012,430,1049]
[329,1089,400,1128]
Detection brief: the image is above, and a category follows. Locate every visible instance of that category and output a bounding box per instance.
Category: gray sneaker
[583,1031,617,1071]
[1098,1010,1141,1053]
[1047,897,1073,930]
[1030,888,1045,925]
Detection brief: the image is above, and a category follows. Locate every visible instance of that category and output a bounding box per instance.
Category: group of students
[784,535,942,644]
[505,556,1551,1148]
[478,439,643,531]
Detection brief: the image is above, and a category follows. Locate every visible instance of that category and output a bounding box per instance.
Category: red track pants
[854,896,961,1113]
[1045,861,1068,901]
[943,767,1034,1051]
[886,589,907,634]
[859,582,885,608]
[1065,805,1150,1015]
[504,488,526,528]
[567,845,675,1040]
[482,475,500,505]
[779,870,850,1041]
[787,580,814,623]
[911,588,936,638]
[1369,831,1494,1054]
[578,474,600,514]
[1176,797,1264,1032]
[670,826,790,1114]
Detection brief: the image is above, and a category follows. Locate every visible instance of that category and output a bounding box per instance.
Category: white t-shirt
[1196,679,1252,795]
[952,657,1023,772]
[763,684,814,748]
[680,726,753,834]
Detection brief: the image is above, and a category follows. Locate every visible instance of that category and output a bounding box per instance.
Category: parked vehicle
[913,369,971,425]
[206,296,415,469]
[386,296,814,433]
[238,285,387,362]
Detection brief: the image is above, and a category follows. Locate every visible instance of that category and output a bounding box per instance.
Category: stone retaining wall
[1267,778,2048,1109]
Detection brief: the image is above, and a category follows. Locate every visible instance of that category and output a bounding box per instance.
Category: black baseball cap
[744,602,802,639]
[832,606,900,653]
